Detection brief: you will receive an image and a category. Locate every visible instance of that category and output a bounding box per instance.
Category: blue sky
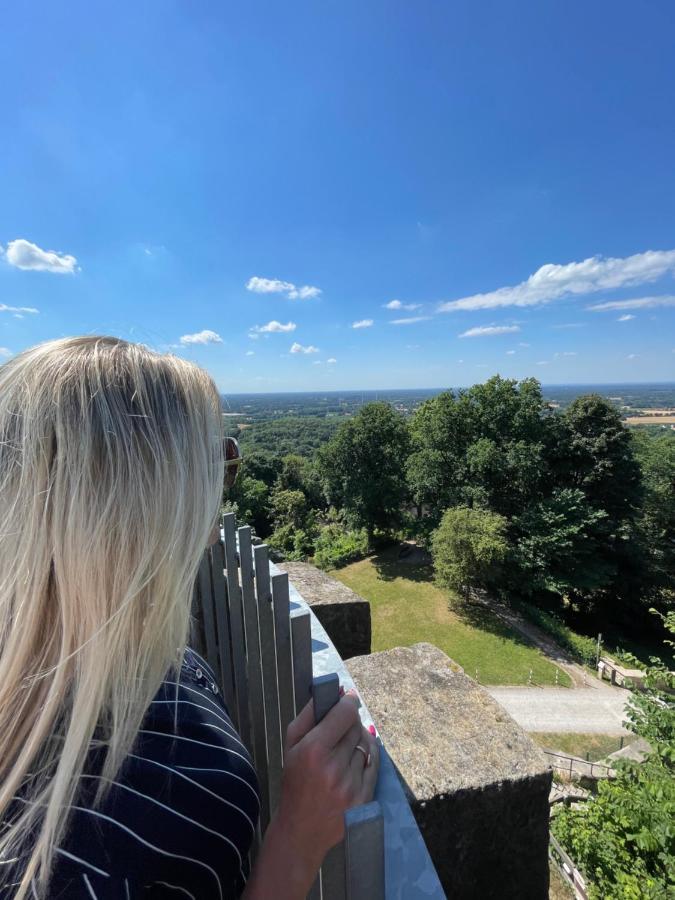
[1,0,674,392]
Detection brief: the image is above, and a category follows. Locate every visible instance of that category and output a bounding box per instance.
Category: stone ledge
[348,643,552,900]
[277,562,371,659]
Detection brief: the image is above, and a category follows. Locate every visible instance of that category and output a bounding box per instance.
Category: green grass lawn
[529,731,635,761]
[332,548,572,687]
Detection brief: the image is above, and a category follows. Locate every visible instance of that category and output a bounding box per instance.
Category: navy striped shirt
[2,649,260,899]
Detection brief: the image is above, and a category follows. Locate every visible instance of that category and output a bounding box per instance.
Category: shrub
[313,525,369,570]
[517,602,598,666]
[432,506,508,598]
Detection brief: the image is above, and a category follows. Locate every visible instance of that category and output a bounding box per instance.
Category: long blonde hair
[0,336,224,898]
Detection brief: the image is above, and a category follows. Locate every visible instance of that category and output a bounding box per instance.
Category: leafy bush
[313,525,369,570]
[517,602,598,666]
[432,506,508,598]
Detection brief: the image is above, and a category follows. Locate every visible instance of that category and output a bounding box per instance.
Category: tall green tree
[432,506,509,599]
[407,377,548,527]
[316,402,410,543]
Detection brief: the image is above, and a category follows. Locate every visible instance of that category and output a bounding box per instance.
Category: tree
[432,506,508,599]
[224,476,271,537]
[407,377,548,527]
[552,612,675,899]
[512,488,612,598]
[270,488,309,530]
[316,402,410,543]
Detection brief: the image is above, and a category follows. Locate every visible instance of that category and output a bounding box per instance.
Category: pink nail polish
[368,725,376,736]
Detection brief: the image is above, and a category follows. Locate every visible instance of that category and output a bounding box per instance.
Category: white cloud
[246,276,321,300]
[313,360,323,365]
[627,353,639,359]
[389,316,431,325]
[383,299,421,311]
[290,342,319,354]
[245,350,255,356]
[506,350,516,355]
[554,351,578,358]
[250,320,297,334]
[537,360,549,366]
[617,314,636,322]
[553,322,585,329]
[0,302,39,315]
[0,347,12,358]
[327,357,337,364]
[587,295,675,312]
[519,342,531,347]
[352,319,374,329]
[179,330,223,345]
[4,239,78,274]
[438,249,675,312]
[459,325,521,338]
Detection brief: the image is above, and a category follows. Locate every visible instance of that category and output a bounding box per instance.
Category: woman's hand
[243,691,379,899]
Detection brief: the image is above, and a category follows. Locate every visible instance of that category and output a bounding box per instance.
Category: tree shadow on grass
[370,545,435,585]
[450,595,546,653]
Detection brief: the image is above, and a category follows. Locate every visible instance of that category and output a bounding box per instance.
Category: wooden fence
[191,513,385,899]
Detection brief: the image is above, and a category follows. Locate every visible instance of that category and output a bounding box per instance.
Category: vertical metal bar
[345,802,385,899]
[190,581,207,659]
[222,513,251,747]
[210,539,237,729]
[272,572,295,752]
[238,525,271,833]
[197,553,219,679]
[312,674,345,900]
[290,612,312,715]
[254,544,283,815]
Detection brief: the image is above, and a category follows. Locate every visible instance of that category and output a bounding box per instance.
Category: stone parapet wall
[348,643,552,900]
[277,561,371,659]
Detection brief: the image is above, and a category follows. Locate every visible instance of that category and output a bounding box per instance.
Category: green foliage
[432,506,509,598]
[552,612,675,899]
[512,488,612,596]
[267,524,316,561]
[632,432,675,604]
[516,602,599,666]
[224,476,271,537]
[238,416,339,457]
[317,402,410,541]
[313,524,369,570]
[407,377,548,524]
[269,488,308,530]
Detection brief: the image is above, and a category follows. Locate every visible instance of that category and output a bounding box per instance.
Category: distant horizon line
[219,379,675,397]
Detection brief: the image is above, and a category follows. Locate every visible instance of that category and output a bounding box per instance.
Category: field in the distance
[333,548,572,687]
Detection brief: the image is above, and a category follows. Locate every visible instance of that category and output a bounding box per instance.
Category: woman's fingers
[357,730,380,804]
[331,720,363,771]
[313,694,361,749]
[285,698,316,750]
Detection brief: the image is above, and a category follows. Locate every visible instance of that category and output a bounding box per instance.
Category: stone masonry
[277,561,371,659]
[348,643,552,900]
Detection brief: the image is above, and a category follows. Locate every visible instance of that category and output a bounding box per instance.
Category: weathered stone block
[278,562,371,659]
[348,643,552,900]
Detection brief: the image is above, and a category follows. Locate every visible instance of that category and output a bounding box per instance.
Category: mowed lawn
[333,548,572,687]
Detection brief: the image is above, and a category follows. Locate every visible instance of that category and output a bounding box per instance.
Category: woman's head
[0,336,224,896]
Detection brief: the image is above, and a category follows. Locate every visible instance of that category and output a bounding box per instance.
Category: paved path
[487,685,631,734]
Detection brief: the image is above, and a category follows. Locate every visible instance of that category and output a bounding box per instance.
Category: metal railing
[191,512,444,899]
[544,749,614,781]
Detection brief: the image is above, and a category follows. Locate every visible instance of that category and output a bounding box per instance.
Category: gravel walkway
[487,685,631,734]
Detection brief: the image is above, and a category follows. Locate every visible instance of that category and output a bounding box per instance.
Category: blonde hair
[0,336,224,897]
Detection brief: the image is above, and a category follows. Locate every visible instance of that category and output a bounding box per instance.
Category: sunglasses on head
[223,436,242,489]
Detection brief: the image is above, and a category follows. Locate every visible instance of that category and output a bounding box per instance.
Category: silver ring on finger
[354,743,371,768]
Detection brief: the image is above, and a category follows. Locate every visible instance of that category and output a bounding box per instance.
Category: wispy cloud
[327,357,337,364]
[245,350,255,356]
[246,276,321,300]
[249,320,297,334]
[537,360,549,366]
[617,314,636,322]
[0,302,39,315]
[553,322,585,329]
[383,299,421,311]
[3,238,78,274]
[627,353,639,359]
[352,319,374,329]
[290,342,319,354]
[506,350,516,355]
[179,330,223,345]
[587,295,675,312]
[459,325,521,338]
[554,351,578,357]
[0,347,12,358]
[389,316,431,325]
[438,249,675,312]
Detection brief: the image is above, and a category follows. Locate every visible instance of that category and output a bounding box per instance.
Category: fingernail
[339,685,345,697]
[368,725,376,736]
